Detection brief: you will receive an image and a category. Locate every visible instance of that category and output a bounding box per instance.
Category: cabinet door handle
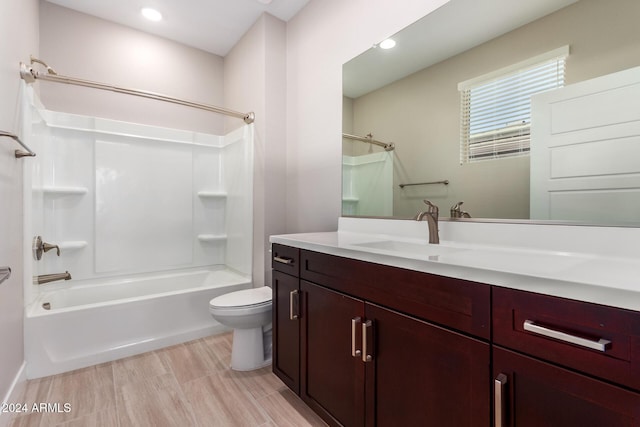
[351,317,362,357]
[289,290,299,320]
[494,373,508,427]
[362,320,373,362]
[274,256,293,265]
[523,320,611,352]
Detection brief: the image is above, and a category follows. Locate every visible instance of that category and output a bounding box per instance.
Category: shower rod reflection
[343,132,395,151]
[20,56,255,124]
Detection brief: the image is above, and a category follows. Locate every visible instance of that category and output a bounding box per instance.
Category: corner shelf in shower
[197,191,227,199]
[39,186,89,196]
[58,241,88,251]
[197,234,227,243]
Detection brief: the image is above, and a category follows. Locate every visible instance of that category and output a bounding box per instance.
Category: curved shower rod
[20,56,255,124]
[342,132,395,151]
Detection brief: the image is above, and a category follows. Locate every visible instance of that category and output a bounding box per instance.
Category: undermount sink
[351,240,463,257]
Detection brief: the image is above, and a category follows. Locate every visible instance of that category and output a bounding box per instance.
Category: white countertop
[270,218,640,312]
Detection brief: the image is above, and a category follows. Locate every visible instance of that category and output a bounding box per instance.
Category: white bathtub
[25,268,252,379]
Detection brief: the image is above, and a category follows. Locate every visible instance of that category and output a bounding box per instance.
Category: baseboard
[0,361,27,427]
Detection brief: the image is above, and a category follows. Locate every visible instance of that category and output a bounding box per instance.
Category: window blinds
[459,47,568,163]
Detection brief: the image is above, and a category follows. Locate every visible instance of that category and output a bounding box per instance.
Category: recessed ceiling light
[256,0,273,4]
[141,7,162,22]
[379,39,396,50]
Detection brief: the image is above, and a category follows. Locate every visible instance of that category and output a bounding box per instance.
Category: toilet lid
[209,286,272,309]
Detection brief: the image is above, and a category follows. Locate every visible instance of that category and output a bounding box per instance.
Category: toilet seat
[209,286,272,310]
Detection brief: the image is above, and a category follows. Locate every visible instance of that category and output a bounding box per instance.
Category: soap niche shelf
[197,191,227,199]
[40,186,89,196]
[197,234,227,243]
[58,241,88,251]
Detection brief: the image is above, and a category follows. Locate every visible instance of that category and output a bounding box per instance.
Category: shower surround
[21,87,254,378]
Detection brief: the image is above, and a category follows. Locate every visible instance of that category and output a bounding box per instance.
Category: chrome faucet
[415,199,439,244]
[450,201,471,218]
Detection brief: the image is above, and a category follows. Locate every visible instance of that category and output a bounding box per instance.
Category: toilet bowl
[209,286,273,371]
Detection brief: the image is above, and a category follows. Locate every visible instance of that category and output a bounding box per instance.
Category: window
[459,46,568,163]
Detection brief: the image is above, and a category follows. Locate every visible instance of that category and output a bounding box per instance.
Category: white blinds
[459,47,568,163]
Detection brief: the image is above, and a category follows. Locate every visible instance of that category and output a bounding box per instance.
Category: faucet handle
[42,242,61,256]
[450,201,463,217]
[422,199,439,215]
[32,236,61,260]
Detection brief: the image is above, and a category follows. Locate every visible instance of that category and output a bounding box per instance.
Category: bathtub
[24,267,252,379]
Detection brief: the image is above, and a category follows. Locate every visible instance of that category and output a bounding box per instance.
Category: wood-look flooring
[8,332,327,427]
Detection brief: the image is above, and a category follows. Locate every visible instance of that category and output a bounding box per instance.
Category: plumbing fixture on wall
[33,236,61,260]
[0,130,36,158]
[20,56,255,124]
[35,271,71,285]
[0,266,11,285]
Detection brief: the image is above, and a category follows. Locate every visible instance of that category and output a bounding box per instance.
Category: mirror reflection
[342,0,640,225]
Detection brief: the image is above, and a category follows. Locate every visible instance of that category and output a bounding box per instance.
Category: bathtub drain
[42,302,51,310]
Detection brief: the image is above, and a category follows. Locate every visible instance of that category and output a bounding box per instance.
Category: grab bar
[399,180,449,189]
[35,271,71,285]
[0,130,36,158]
[0,267,11,285]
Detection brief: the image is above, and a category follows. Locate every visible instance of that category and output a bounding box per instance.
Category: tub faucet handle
[43,242,61,256]
[33,236,61,260]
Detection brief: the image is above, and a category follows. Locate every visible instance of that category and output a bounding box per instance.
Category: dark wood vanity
[272,243,640,426]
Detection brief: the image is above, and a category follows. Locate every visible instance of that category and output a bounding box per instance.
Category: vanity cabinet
[493,287,640,426]
[272,244,301,393]
[272,245,491,427]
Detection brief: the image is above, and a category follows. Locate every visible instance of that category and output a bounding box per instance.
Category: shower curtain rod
[20,56,255,124]
[342,132,394,151]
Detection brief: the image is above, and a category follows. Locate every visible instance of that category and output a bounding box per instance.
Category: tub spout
[35,271,71,285]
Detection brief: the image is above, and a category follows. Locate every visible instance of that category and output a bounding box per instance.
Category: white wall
[224,14,287,287]
[285,0,450,233]
[39,1,225,134]
[0,0,39,413]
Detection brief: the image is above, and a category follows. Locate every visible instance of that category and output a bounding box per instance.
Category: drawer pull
[523,320,611,352]
[362,320,373,362]
[274,256,294,265]
[494,373,508,427]
[351,317,362,357]
[289,290,299,320]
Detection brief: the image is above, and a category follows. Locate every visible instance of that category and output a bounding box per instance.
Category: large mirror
[342,0,640,225]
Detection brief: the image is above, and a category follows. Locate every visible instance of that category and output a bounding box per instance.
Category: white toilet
[209,286,273,371]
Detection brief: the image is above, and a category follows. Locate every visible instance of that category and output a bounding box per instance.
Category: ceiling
[45,0,310,56]
[343,0,579,98]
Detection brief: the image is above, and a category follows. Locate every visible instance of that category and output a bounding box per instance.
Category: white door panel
[531,66,640,224]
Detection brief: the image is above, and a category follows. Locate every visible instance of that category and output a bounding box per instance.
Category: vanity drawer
[493,287,640,391]
[272,244,300,277]
[300,249,490,340]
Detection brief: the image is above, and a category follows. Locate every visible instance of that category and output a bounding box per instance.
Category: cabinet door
[301,280,365,427]
[365,303,490,427]
[494,347,640,426]
[272,271,300,393]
